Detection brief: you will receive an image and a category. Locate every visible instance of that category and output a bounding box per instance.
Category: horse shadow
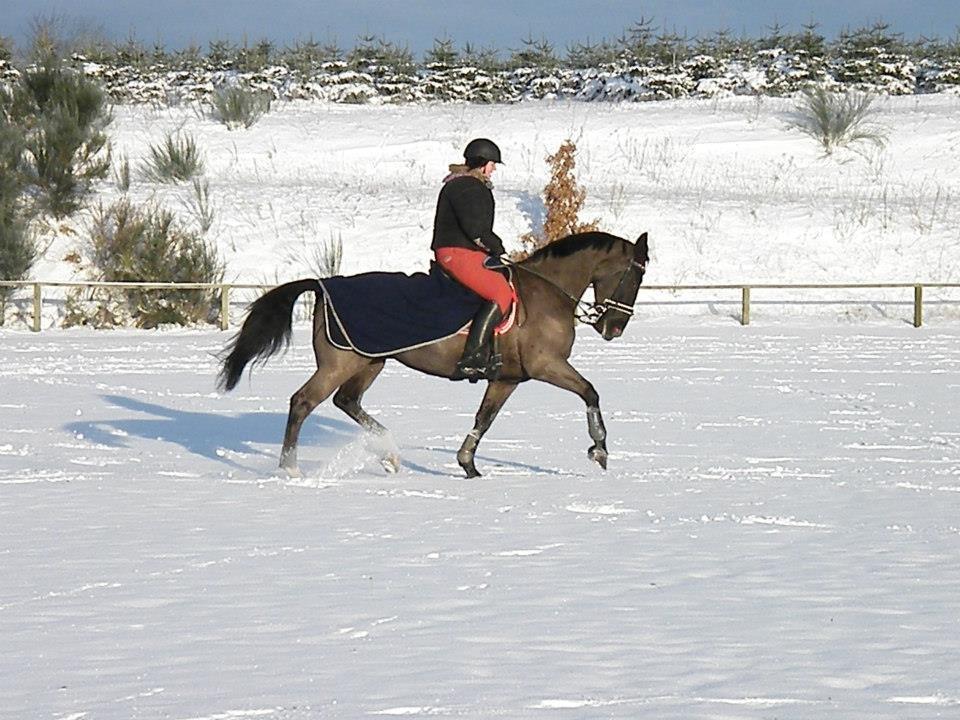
[63,394,357,472]
[418,446,581,479]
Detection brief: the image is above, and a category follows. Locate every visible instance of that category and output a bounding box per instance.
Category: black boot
[452,302,503,383]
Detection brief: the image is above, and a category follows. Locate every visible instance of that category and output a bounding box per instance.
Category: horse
[219,231,650,478]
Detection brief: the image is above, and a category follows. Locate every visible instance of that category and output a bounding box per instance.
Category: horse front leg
[533,360,608,470]
[457,381,518,478]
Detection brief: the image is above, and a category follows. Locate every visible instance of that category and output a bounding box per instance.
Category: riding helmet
[463,138,503,166]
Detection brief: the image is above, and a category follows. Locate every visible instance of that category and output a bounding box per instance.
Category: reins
[505,257,645,325]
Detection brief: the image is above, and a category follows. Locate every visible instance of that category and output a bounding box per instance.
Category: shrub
[112,153,131,192]
[84,198,222,327]
[0,118,35,323]
[309,231,343,278]
[7,58,111,217]
[0,215,35,324]
[520,139,598,255]
[141,131,204,182]
[210,86,272,129]
[789,85,887,155]
[182,177,215,234]
[0,119,25,199]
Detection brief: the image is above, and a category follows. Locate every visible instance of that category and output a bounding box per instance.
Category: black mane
[523,231,625,263]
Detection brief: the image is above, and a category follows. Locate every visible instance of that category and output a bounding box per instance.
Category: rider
[432,138,513,382]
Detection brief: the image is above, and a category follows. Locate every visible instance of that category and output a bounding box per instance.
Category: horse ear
[634,232,649,262]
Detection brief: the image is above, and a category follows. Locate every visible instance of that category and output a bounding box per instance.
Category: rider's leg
[435,248,514,381]
[453,301,502,381]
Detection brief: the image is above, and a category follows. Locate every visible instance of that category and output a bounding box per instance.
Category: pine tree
[509,34,558,69]
[425,37,458,69]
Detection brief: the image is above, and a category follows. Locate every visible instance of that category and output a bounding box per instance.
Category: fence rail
[2,280,960,332]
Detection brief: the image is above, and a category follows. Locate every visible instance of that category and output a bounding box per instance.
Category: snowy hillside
[14,93,960,328]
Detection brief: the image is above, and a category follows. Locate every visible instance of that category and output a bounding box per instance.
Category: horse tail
[218,279,322,391]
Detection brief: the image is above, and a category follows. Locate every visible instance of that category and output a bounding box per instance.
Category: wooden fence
[1,280,959,332]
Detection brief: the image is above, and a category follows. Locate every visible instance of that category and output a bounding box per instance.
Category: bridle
[510,258,646,326]
[595,258,646,318]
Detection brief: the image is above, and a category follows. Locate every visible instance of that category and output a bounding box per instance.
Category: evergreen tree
[425,37,458,68]
[566,38,617,69]
[7,57,112,217]
[0,106,35,319]
[797,23,827,56]
[618,17,656,63]
[509,34,558,69]
[461,43,501,71]
[208,39,237,66]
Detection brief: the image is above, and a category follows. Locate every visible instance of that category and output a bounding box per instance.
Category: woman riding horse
[219,229,650,479]
[432,138,514,382]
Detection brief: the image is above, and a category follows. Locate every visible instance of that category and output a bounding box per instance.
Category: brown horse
[219,231,650,477]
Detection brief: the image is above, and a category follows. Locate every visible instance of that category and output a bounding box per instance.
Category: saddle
[319,262,516,358]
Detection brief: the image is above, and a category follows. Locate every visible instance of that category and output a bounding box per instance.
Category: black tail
[218,279,322,391]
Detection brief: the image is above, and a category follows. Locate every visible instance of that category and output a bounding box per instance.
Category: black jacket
[431,175,506,256]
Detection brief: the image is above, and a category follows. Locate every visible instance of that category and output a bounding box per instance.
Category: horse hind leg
[280,361,361,477]
[332,360,401,473]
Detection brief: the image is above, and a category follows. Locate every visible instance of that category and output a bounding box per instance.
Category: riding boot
[453,302,503,383]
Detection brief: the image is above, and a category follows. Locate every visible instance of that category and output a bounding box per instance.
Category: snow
[2,320,960,718]
[2,97,960,718]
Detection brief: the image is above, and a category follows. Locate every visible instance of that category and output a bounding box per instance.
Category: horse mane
[522,231,626,264]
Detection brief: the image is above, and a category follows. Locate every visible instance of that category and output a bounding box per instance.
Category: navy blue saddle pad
[319,261,503,357]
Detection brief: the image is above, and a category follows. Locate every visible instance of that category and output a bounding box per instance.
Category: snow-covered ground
[2,319,959,719]
[2,97,960,718]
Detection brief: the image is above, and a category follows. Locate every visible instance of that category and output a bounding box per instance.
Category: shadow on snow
[63,394,357,471]
[62,395,573,478]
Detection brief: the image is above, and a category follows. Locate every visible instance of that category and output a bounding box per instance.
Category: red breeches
[434,247,514,315]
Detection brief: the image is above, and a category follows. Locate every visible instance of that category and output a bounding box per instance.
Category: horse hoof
[588,446,608,470]
[282,464,302,479]
[381,454,401,474]
[458,455,481,478]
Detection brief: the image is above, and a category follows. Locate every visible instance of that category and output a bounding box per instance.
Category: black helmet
[463,137,503,166]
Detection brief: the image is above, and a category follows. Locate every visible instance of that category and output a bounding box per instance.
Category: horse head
[591,232,649,341]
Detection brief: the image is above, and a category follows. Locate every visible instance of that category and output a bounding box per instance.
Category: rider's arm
[449,181,506,257]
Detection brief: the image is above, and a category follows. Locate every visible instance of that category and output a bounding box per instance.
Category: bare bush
[519,139,598,255]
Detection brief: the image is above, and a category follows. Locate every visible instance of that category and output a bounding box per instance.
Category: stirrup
[453,352,502,383]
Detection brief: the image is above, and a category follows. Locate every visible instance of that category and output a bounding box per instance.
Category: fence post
[741,287,750,325]
[32,283,42,332]
[220,284,230,331]
[913,285,923,328]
